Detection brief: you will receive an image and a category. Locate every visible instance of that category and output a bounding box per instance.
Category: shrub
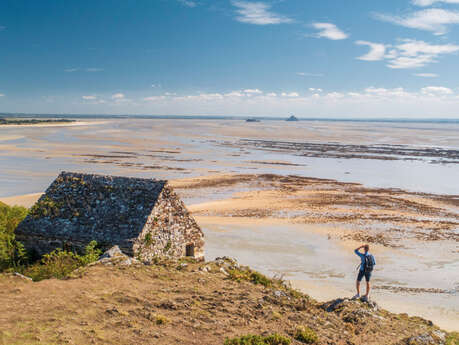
[0,202,28,270]
[227,267,273,287]
[446,332,459,345]
[294,326,318,344]
[79,240,102,265]
[24,249,82,281]
[224,333,291,345]
[23,240,102,281]
[153,314,170,325]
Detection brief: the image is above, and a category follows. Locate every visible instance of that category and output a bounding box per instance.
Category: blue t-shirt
[355,250,375,271]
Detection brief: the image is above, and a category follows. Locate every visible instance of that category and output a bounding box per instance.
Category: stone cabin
[16,172,204,261]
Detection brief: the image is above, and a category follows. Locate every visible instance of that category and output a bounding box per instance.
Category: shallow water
[1,118,459,197]
[202,222,459,331]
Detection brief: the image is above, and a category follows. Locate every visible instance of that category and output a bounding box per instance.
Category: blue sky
[1,0,459,117]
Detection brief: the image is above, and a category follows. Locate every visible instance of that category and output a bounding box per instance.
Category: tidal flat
[1,118,458,330]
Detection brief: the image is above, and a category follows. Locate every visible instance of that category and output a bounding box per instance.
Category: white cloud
[297,72,324,77]
[281,92,299,97]
[144,96,166,102]
[0,93,5,97]
[176,93,225,101]
[64,68,79,72]
[178,0,197,7]
[225,91,245,97]
[81,95,106,104]
[376,8,459,35]
[364,87,410,98]
[243,88,263,94]
[356,39,459,69]
[421,86,453,95]
[325,92,345,99]
[82,95,97,100]
[309,88,323,92]
[412,0,459,6]
[311,22,348,40]
[111,93,125,99]
[66,86,459,118]
[413,73,438,77]
[389,39,459,68]
[232,1,293,25]
[355,41,387,61]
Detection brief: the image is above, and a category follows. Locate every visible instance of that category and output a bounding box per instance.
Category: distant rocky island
[0,117,75,125]
[286,115,299,121]
[245,118,261,122]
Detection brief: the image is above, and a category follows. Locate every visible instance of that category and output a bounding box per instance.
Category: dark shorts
[357,270,372,282]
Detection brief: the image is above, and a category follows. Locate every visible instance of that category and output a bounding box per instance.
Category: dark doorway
[185,244,195,257]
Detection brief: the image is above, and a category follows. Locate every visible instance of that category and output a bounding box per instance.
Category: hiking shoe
[351,294,360,300]
[360,296,368,302]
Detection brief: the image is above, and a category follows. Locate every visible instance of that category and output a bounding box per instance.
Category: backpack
[364,254,375,272]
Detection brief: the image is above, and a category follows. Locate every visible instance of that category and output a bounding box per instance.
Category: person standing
[353,244,375,301]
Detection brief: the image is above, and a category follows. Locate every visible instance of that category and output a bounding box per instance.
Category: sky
[1,0,459,117]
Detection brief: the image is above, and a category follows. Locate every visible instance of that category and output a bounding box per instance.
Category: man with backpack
[352,244,375,301]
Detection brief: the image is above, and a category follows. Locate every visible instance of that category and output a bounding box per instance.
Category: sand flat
[0,193,42,207]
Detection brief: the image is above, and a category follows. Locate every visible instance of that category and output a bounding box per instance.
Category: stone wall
[133,185,204,262]
[16,172,204,260]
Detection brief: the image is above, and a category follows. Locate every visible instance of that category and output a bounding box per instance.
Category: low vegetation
[446,332,459,345]
[1,201,101,280]
[0,202,28,270]
[224,334,291,345]
[153,314,171,325]
[293,326,318,344]
[21,240,102,281]
[227,266,273,287]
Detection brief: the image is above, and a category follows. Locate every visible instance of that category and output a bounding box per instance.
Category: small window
[185,244,195,257]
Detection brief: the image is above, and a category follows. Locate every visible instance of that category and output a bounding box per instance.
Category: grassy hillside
[1,256,457,345]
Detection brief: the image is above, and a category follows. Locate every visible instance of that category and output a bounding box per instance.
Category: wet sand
[1,118,459,197]
[1,119,458,330]
[170,173,459,331]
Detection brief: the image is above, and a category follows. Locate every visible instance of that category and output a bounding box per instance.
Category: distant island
[0,118,75,125]
[286,115,299,121]
[245,118,261,122]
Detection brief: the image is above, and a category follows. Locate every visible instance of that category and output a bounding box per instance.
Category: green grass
[224,333,291,345]
[0,202,28,271]
[22,240,102,281]
[446,332,459,345]
[294,326,318,344]
[227,267,273,287]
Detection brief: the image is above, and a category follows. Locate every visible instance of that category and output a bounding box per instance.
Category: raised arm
[354,245,364,257]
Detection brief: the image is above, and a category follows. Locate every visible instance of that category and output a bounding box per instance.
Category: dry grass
[0,258,450,345]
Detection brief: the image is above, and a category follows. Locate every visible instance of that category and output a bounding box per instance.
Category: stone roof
[16,172,168,249]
